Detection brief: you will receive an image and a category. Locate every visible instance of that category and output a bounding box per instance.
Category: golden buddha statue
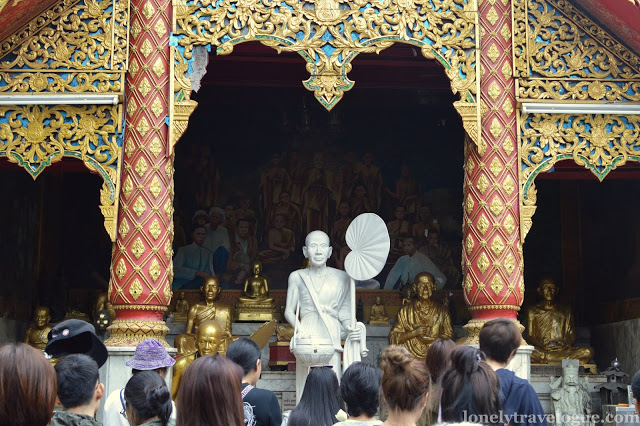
[171,319,222,399]
[173,291,189,322]
[389,272,454,359]
[527,278,594,364]
[174,277,232,356]
[369,296,389,325]
[24,306,52,350]
[235,261,280,322]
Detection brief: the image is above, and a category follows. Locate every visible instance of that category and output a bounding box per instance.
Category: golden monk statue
[24,306,52,350]
[171,320,222,399]
[369,296,389,325]
[174,277,232,356]
[527,278,594,364]
[236,261,279,321]
[389,272,454,359]
[173,291,189,322]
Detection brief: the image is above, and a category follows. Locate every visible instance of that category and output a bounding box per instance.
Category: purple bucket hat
[126,338,176,370]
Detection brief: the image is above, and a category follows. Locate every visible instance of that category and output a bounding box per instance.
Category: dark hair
[226,337,260,375]
[339,362,381,418]
[440,346,502,424]
[125,371,172,426]
[288,366,342,426]
[479,318,521,364]
[380,345,430,412]
[0,343,57,426]
[632,371,640,403]
[425,338,456,384]
[54,353,99,409]
[191,223,207,234]
[236,218,250,227]
[132,367,169,376]
[176,355,244,426]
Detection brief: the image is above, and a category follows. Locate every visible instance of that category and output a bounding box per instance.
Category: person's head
[338,202,350,217]
[196,320,223,356]
[236,218,250,239]
[426,230,439,247]
[355,185,366,199]
[290,365,342,426]
[425,338,456,385]
[45,319,108,367]
[400,164,410,177]
[34,306,51,327]
[403,236,418,256]
[394,205,406,220]
[313,152,325,169]
[192,210,208,226]
[414,272,436,301]
[126,338,176,379]
[375,296,382,305]
[631,371,640,415]
[479,318,521,365]
[0,343,57,426]
[201,277,221,302]
[419,206,431,221]
[538,278,557,302]
[380,345,430,416]
[279,191,290,204]
[124,371,172,426]
[303,230,333,268]
[223,204,235,220]
[54,354,104,414]
[339,362,381,420]
[273,214,286,230]
[271,153,281,166]
[363,152,374,165]
[226,337,262,385]
[440,346,501,424]
[562,362,579,386]
[191,224,207,246]
[252,260,263,276]
[208,207,225,228]
[176,355,244,426]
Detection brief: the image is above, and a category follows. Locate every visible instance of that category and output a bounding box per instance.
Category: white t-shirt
[103,387,177,426]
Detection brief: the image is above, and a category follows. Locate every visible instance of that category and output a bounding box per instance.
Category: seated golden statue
[527,278,594,364]
[258,214,295,264]
[389,272,454,359]
[236,261,280,321]
[171,320,222,399]
[173,291,189,322]
[369,296,389,325]
[174,277,232,356]
[24,306,52,350]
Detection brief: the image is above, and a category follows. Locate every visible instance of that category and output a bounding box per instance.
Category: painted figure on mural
[260,153,292,224]
[173,224,215,290]
[227,218,259,286]
[302,152,335,234]
[269,191,302,244]
[24,306,52,350]
[330,201,352,270]
[419,230,460,288]
[527,278,594,364]
[337,151,360,209]
[389,272,454,359]
[223,203,237,240]
[387,205,411,262]
[358,153,382,213]
[411,205,439,247]
[203,207,231,275]
[384,164,421,220]
[194,145,220,209]
[385,236,446,290]
[286,150,307,207]
[259,213,296,264]
[349,184,373,218]
[234,197,258,238]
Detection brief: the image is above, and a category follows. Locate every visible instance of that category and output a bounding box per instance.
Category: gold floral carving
[129,279,143,301]
[490,275,503,296]
[512,0,640,102]
[173,0,482,145]
[105,319,170,347]
[170,100,197,153]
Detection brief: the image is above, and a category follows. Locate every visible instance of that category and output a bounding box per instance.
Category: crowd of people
[3,317,640,426]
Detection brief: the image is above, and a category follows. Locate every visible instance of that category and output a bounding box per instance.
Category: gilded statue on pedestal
[527,278,594,364]
[389,272,454,359]
[174,277,232,356]
[550,360,593,426]
[236,261,280,321]
[24,306,52,350]
[369,296,389,325]
[173,291,189,322]
[171,320,223,399]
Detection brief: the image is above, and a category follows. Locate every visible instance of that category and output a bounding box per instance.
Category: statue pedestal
[235,303,282,322]
[98,346,177,422]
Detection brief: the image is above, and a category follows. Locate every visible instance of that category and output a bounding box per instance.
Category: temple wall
[591,319,640,375]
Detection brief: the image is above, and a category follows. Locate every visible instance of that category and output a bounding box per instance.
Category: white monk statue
[285,230,365,402]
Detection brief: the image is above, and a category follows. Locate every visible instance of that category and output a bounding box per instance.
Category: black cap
[45,319,108,367]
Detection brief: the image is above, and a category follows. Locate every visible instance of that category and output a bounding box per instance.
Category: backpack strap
[241,384,254,400]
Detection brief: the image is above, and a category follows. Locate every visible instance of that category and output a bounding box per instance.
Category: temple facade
[0,0,639,371]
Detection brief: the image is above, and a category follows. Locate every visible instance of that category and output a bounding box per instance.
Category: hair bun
[380,346,413,375]
[146,384,171,411]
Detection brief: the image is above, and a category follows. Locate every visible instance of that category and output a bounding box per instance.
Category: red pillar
[461,0,524,343]
[106,0,173,346]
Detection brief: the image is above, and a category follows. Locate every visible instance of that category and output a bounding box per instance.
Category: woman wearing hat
[103,339,177,426]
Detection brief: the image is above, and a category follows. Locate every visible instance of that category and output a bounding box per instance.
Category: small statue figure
[173,291,189,322]
[174,277,232,356]
[550,360,593,426]
[94,310,112,338]
[527,278,594,364]
[276,323,294,341]
[235,261,280,321]
[24,306,53,350]
[93,292,116,322]
[369,296,389,325]
[172,320,223,399]
[389,272,454,359]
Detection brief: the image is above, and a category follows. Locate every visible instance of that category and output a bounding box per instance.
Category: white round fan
[344,213,390,281]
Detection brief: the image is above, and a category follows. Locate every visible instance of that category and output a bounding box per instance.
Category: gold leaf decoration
[131,20,142,39]
[149,177,162,198]
[476,174,489,194]
[502,135,514,155]
[149,218,162,240]
[487,44,500,63]
[466,234,475,254]
[487,7,499,26]
[142,1,156,19]
[149,137,162,157]
[478,214,490,235]
[501,61,512,79]
[125,139,136,156]
[135,157,149,178]
[149,258,161,281]
[153,58,165,78]
[504,252,516,275]
[464,274,473,293]
[127,98,138,118]
[164,240,173,259]
[131,237,146,260]
[116,259,127,280]
[490,275,504,296]
[136,117,150,137]
[151,98,164,119]
[129,279,144,301]
[133,196,147,218]
[139,78,152,98]
[488,81,501,101]
[500,24,511,41]
[489,118,503,138]
[466,195,475,215]
[489,157,503,177]
[118,218,130,239]
[130,59,140,78]
[503,176,515,196]
[477,252,490,274]
[501,98,513,117]
[490,197,504,216]
[154,20,167,38]
[122,175,134,198]
[503,214,515,235]
[490,235,505,256]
